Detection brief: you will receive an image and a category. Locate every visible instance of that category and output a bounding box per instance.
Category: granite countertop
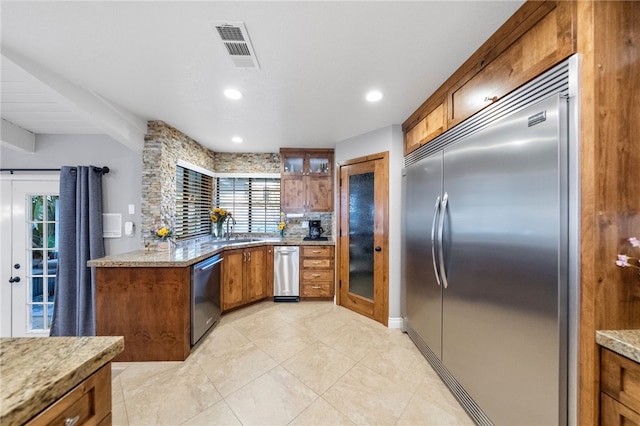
[596,330,640,363]
[0,336,124,425]
[88,237,336,267]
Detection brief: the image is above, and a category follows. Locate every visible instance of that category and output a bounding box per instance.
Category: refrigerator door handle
[430,196,442,286]
[438,192,450,288]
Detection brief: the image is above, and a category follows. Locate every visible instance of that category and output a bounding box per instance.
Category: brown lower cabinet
[95,266,191,362]
[27,363,111,426]
[300,245,335,299]
[221,246,268,311]
[600,348,640,425]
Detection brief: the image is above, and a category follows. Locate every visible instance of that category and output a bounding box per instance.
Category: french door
[0,178,59,337]
[337,152,389,325]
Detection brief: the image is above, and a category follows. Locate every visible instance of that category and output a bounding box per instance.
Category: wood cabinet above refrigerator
[280,148,334,213]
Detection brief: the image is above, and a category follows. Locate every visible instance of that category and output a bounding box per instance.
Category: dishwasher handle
[196,254,224,271]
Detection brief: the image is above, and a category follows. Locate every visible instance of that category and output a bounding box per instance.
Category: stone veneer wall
[142,121,334,241]
[142,121,216,240]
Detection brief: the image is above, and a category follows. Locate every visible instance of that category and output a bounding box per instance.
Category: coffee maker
[304,220,327,241]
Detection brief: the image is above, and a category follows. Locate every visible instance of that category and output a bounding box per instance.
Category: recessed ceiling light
[365,90,383,102]
[224,88,243,100]
[231,136,243,143]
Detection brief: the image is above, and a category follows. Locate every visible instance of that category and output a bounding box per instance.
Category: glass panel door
[348,172,375,300]
[4,179,60,337]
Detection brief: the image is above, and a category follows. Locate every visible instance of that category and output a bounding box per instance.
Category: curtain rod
[0,166,110,175]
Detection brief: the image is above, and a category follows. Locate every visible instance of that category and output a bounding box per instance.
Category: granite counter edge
[88,239,336,267]
[596,329,640,363]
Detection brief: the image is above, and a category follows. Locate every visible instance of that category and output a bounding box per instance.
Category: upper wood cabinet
[402,1,575,156]
[280,148,334,213]
[404,97,446,155]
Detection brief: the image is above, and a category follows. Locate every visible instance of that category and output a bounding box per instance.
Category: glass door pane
[28,194,59,331]
[348,172,374,300]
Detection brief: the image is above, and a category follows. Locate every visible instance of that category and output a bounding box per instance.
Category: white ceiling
[0,1,524,153]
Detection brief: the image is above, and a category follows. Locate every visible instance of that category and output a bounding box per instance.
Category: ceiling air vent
[210,21,260,70]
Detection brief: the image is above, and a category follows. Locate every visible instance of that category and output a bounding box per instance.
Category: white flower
[629,237,640,248]
[616,254,630,267]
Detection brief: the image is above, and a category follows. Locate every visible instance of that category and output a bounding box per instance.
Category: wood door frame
[336,151,389,326]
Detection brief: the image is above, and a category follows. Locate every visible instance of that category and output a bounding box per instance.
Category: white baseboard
[387,317,403,329]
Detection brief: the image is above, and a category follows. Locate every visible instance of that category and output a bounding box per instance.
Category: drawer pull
[311,286,321,289]
[312,250,322,253]
[313,261,321,264]
[312,274,321,277]
[65,416,80,426]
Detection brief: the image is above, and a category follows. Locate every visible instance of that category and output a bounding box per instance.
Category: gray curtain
[50,166,105,336]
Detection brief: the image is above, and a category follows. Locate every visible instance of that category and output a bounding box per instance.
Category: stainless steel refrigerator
[402,89,571,425]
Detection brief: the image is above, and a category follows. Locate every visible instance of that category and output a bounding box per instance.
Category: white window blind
[176,165,213,239]
[215,177,280,233]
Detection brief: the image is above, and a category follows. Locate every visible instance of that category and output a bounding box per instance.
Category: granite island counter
[0,336,124,425]
[596,329,640,363]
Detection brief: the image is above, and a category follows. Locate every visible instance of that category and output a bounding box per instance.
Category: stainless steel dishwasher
[274,246,299,302]
[191,253,223,345]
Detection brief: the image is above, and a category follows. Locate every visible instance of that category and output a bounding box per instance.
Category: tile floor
[111,301,473,425]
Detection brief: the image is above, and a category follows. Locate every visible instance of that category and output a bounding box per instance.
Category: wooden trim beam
[1,49,146,153]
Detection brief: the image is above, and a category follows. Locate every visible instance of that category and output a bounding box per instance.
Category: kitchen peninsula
[88,238,335,362]
[0,336,123,425]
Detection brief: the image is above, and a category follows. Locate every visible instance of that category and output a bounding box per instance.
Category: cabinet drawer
[27,363,111,426]
[601,392,640,425]
[301,281,334,297]
[302,258,332,269]
[301,246,333,257]
[601,348,640,414]
[302,270,334,282]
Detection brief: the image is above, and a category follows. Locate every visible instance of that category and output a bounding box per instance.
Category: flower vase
[157,240,170,252]
[215,223,225,239]
[279,229,285,238]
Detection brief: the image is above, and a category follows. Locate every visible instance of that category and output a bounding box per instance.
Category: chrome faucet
[226,214,236,240]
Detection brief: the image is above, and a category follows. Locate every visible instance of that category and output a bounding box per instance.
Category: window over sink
[215,174,280,233]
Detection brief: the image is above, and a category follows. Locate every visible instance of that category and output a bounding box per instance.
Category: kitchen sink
[223,238,263,244]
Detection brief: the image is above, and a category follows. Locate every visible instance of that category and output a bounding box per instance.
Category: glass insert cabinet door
[28,194,59,332]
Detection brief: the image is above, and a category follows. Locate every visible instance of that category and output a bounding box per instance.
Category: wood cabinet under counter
[0,337,123,426]
[221,246,268,311]
[600,348,640,424]
[300,245,335,299]
[95,266,191,362]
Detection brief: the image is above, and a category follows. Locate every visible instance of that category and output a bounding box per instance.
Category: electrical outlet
[302,221,309,228]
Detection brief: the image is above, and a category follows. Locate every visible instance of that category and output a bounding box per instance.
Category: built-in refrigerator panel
[441,94,566,425]
[402,151,443,359]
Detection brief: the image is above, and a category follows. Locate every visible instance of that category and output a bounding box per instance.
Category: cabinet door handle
[65,416,80,426]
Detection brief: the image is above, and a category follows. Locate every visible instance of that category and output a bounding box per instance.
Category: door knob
[9,276,20,283]
[375,246,382,252]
